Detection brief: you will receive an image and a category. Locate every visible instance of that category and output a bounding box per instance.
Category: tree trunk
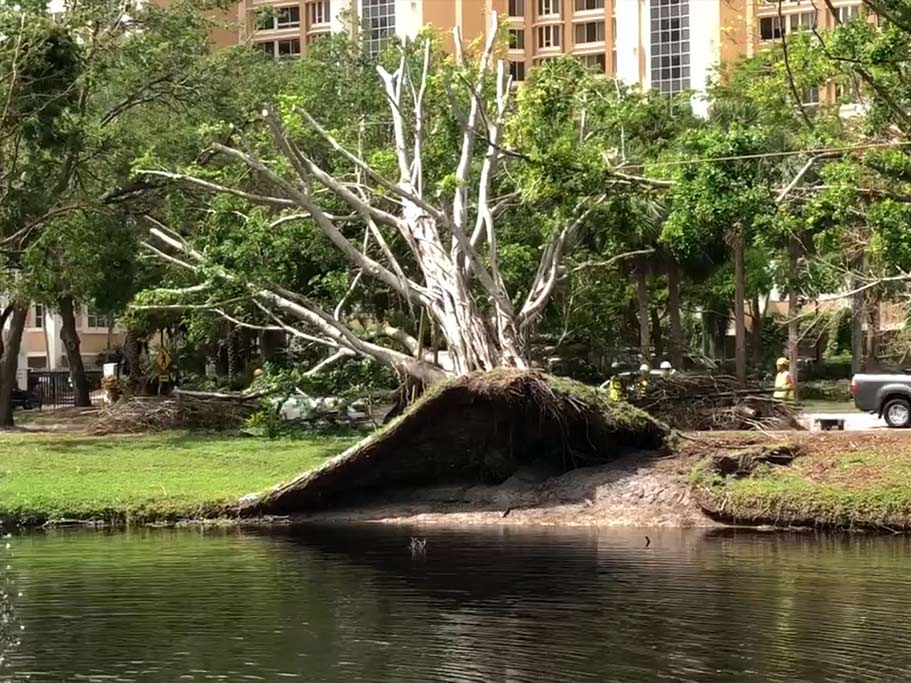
[125,329,141,389]
[788,236,800,393]
[58,296,92,407]
[734,233,747,385]
[636,258,650,363]
[227,327,238,387]
[667,261,683,369]
[701,311,712,359]
[650,307,664,360]
[851,256,865,375]
[0,304,13,360]
[866,289,880,371]
[0,305,27,427]
[750,294,763,370]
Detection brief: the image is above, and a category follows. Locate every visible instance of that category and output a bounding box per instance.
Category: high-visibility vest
[608,377,622,401]
[773,370,794,401]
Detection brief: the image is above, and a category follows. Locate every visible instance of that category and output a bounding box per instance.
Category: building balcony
[572,8,607,18]
[534,45,565,56]
[573,42,605,52]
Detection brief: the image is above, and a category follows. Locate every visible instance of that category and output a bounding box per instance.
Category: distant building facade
[208,0,865,108]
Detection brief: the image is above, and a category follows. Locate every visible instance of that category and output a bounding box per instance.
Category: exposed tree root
[239,369,670,516]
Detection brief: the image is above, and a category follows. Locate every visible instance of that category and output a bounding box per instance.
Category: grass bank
[691,432,911,530]
[0,431,358,527]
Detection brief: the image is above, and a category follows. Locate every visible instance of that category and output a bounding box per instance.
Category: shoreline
[6,430,911,533]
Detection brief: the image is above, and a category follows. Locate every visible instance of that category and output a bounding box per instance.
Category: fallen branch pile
[628,374,802,431]
[91,391,261,435]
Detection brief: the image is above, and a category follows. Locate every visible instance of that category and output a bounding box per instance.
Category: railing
[28,370,104,408]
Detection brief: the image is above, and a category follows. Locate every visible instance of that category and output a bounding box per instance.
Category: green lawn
[692,446,911,529]
[0,431,358,526]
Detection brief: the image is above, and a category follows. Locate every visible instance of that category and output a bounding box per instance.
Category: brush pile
[627,374,801,431]
[91,391,260,435]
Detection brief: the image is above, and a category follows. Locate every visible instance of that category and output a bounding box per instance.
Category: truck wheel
[884,398,911,428]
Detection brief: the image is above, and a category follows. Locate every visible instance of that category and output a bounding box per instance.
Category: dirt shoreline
[245,447,718,529]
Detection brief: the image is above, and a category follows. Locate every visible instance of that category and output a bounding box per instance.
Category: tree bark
[851,254,865,375]
[650,307,664,360]
[667,261,683,369]
[58,296,92,407]
[0,304,13,360]
[125,329,141,389]
[734,232,747,385]
[788,236,800,393]
[636,257,651,363]
[750,294,763,370]
[0,305,28,427]
[866,289,880,371]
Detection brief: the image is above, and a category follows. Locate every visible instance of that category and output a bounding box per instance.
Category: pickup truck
[851,374,911,428]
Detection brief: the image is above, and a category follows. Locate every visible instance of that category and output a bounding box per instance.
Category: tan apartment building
[21,304,123,369]
[0,301,123,391]
[209,0,865,109]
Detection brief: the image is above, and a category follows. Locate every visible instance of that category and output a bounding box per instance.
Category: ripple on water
[1,527,910,682]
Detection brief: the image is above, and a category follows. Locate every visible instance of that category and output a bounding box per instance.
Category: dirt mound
[239,370,670,517]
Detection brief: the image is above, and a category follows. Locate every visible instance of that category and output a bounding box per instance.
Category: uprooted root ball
[241,369,670,516]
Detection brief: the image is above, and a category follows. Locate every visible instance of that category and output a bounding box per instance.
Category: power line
[631,139,911,169]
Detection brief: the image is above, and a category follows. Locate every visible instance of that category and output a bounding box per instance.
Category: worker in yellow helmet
[638,363,651,396]
[773,357,795,401]
[607,375,623,401]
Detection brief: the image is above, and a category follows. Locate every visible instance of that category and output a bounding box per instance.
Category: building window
[802,85,819,105]
[255,5,301,31]
[789,11,816,32]
[760,11,816,41]
[278,38,301,58]
[538,0,560,17]
[32,304,44,329]
[27,356,47,370]
[276,5,301,29]
[509,28,526,49]
[86,308,110,330]
[308,1,330,25]
[650,0,690,96]
[759,16,781,40]
[579,52,606,72]
[510,60,527,82]
[574,20,605,43]
[837,4,860,22]
[362,0,396,58]
[256,39,302,58]
[575,0,605,9]
[509,0,525,16]
[537,24,561,48]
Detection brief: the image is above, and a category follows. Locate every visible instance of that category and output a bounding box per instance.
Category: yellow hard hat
[776,357,789,369]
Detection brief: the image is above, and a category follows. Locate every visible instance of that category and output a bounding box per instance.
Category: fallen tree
[133,14,650,388]
[628,374,802,431]
[238,369,670,516]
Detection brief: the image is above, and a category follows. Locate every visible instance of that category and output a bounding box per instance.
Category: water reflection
[2,526,910,682]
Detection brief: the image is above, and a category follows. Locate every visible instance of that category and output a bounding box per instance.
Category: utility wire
[628,140,911,169]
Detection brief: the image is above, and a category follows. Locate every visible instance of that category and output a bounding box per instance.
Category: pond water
[1,526,910,682]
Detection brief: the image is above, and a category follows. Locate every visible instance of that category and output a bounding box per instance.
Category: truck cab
[851,374,911,428]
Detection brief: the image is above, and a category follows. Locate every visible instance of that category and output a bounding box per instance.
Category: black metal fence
[27,370,104,408]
